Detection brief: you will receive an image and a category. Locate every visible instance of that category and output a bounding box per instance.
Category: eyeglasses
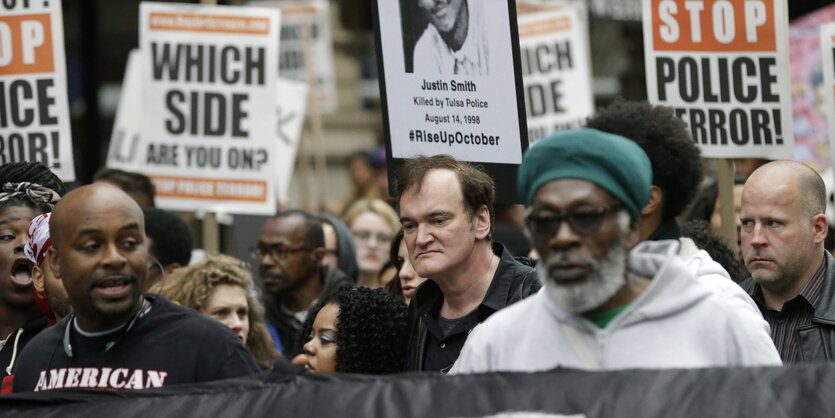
[250,243,311,261]
[526,203,621,238]
[352,230,392,244]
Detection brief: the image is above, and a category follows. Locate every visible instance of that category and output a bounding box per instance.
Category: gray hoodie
[451,240,782,373]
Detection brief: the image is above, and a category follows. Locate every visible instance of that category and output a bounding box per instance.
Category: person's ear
[812,213,828,245]
[32,265,46,295]
[48,248,61,280]
[473,205,491,240]
[641,185,663,216]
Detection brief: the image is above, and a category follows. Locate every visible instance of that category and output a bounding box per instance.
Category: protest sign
[518,2,593,144]
[0,0,74,180]
[254,1,337,113]
[821,23,835,171]
[106,52,304,203]
[139,2,281,214]
[274,77,307,202]
[106,49,142,172]
[643,0,793,159]
[792,5,835,171]
[589,0,642,21]
[373,0,528,202]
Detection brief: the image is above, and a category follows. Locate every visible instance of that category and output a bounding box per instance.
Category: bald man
[740,161,833,363]
[13,184,259,392]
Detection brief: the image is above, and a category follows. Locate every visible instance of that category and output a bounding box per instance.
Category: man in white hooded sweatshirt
[451,129,781,373]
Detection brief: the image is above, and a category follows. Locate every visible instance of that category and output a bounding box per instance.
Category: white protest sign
[106,49,142,172]
[643,0,793,159]
[375,0,528,166]
[518,2,593,144]
[254,1,337,113]
[139,2,281,214]
[274,77,307,202]
[0,0,74,180]
[822,23,835,171]
[589,0,641,21]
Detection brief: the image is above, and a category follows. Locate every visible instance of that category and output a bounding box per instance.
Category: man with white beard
[451,129,781,373]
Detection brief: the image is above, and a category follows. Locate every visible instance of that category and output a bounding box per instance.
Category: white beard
[538,227,629,314]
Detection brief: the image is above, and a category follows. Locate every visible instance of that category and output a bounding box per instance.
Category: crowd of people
[1,100,833,396]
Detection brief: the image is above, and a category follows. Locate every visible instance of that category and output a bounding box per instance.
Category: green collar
[583,304,630,329]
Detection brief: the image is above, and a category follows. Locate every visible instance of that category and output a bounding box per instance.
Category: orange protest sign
[0,13,54,75]
[518,16,571,39]
[151,175,268,202]
[650,0,775,52]
[148,12,270,35]
[0,0,74,181]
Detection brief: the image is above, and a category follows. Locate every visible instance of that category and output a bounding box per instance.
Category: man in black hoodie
[257,210,352,358]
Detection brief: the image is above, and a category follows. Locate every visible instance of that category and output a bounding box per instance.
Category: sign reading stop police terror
[140,2,281,214]
[643,0,793,159]
[0,0,74,180]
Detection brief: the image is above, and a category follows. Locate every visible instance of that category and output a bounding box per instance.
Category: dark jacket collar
[742,251,835,325]
[647,219,681,241]
[812,251,835,325]
[412,242,517,316]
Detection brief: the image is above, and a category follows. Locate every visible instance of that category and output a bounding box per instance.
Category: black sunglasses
[526,203,621,238]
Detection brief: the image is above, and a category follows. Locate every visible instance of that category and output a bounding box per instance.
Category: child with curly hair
[298,287,408,374]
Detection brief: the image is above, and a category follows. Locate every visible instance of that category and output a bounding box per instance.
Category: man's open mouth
[92,277,134,298]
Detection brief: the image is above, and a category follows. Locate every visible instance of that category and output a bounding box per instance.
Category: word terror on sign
[0,131,58,166]
[673,106,782,146]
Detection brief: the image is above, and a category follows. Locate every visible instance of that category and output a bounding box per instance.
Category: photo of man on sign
[401,0,489,75]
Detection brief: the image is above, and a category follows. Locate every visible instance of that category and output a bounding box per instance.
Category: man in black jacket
[257,210,352,358]
[13,184,259,392]
[740,161,835,363]
[397,155,540,372]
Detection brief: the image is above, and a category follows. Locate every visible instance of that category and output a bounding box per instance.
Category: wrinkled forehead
[402,169,463,201]
[261,215,306,242]
[742,171,799,210]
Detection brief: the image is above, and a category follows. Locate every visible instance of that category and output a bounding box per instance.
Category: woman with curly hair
[298,287,408,374]
[149,254,280,368]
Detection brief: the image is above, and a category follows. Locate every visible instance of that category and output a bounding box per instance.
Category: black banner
[2,362,833,417]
